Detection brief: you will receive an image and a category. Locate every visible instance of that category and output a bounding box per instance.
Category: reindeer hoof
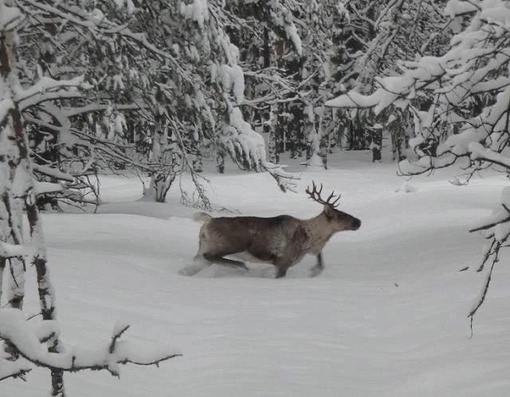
[310,265,323,278]
[178,261,210,276]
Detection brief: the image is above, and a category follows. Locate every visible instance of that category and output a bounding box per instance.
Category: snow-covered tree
[327,0,450,156]
[326,0,510,324]
[174,0,298,192]
[217,1,307,163]
[296,0,350,169]
[221,1,448,166]
[11,0,155,207]
[0,2,179,394]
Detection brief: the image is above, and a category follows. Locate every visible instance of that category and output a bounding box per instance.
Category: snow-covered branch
[467,186,510,329]
[0,2,23,31]
[263,162,299,193]
[0,242,31,258]
[16,76,88,110]
[32,165,75,183]
[0,309,181,379]
[469,142,510,169]
[470,188,510,236]
[0,360,32,382]
[64,102,148,118]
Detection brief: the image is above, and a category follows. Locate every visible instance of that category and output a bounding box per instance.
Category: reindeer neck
[304,211,330,228]
[302,212,335,254]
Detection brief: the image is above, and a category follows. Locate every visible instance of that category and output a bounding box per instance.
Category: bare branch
[468,250,498,337]
[109,324,130,354]
[0,362,32,382]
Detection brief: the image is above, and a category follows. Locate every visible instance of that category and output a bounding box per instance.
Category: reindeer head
[306,182,361,232]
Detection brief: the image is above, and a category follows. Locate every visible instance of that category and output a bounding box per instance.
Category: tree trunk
[1,19,66,396]
[268,104,280,164]
[0,12,26,311]
[307,105,327,170]
[26,205,66,396]
[0,258,4,303]
[145,118,177,202]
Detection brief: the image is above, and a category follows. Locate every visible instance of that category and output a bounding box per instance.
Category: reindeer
[191,182,361,278]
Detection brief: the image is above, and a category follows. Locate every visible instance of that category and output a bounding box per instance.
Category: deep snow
[3,152,510,396]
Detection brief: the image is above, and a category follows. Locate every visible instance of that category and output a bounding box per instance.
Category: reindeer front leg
[275,264,289,278]
[310,252,324,277]
[275,258,294,278]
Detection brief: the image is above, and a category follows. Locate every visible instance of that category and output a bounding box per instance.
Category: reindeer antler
[305,181,341,208]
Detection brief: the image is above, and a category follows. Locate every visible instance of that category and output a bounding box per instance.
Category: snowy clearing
[3,153,510,396]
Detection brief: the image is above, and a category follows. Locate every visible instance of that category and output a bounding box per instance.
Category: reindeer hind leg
[178,252,212,276]
[203,253,249,271]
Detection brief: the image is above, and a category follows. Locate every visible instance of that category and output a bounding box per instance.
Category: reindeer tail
[192,212,213,223]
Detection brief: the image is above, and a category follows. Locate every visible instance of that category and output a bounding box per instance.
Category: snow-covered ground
[3,152,510,396]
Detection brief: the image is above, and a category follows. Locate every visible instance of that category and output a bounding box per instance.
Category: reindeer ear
[324,204,334,219]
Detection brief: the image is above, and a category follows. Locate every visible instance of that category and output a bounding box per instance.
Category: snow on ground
[3,151,510,396]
